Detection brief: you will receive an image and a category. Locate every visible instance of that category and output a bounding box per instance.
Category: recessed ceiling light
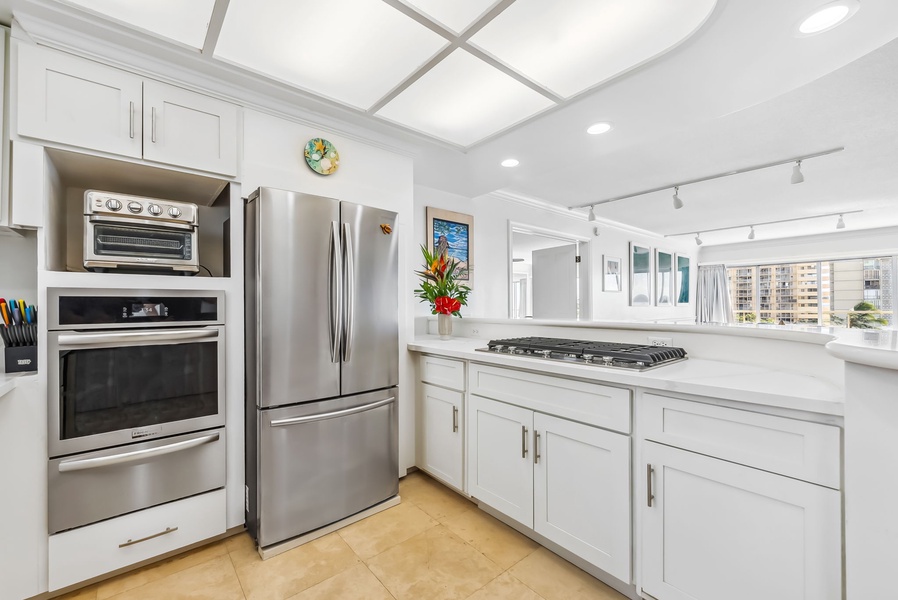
[587,122,612,135]
[797,0,859,36]
[501,158,520,168]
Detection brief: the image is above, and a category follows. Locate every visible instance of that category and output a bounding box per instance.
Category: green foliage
[830,301,888,329]
[736,312,756,323]
[414,245,471,316]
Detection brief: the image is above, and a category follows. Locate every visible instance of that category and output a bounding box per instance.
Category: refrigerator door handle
[342,222,355,362]
[328,221,342,363]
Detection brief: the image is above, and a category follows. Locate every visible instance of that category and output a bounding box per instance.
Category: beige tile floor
[57,472,628,600]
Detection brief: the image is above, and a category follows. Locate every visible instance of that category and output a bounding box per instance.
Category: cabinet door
[467,395,533,527]
[533,413,631,582]
[16,43,142,158]
[419,383,464,491]
[142,80,238,176]
[642,442,841,600]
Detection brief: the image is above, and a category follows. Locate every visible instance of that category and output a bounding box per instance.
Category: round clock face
[304,138,340,175]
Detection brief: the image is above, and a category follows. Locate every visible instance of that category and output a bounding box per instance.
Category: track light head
[748,226,756,240]
[587,205,596,222]
[791,160,804,184]
[836,214,846,229]
[695,233,703,246]
[672,186,684,210]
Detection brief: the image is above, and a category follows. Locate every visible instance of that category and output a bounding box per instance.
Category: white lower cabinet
[641,441,841,600]
[419,382,464,491]
[468,394,631,582]
[49,489,227,591]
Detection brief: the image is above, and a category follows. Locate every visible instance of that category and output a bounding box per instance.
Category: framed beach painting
[656,250,674,306]
[426,207,473,281]
[603,255,622,292]
[676,254,691,304]
[630,243,652,306]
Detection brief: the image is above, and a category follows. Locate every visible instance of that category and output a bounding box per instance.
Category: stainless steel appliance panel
[48,324,226,457]
[257,389,398,548]
[48,428,226,534]
[340,202,399,396]
[249,188,340,407]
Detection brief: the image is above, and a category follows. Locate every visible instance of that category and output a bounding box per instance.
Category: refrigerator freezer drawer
[257,389,399,549]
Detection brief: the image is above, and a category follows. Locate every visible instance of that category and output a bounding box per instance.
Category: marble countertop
[409,336,845,417]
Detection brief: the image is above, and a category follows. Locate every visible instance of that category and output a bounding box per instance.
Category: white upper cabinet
[15,43,238,177]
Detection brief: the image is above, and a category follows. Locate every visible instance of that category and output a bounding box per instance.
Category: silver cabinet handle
[151,106,157,143]
[452,405,458,432]
[328,221,342,363]
[59,433,219,473]
[58,328,218,349]
[342,222,354,362]
[129,101,135,139]
[521,426,528,458]
[271,396,395,427]
[119,526,178,548]
[647,464,655,507]
[534,430,541,464]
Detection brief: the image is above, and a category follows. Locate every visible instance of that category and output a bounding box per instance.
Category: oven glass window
[59,341,217,439]
[93,224,193,260]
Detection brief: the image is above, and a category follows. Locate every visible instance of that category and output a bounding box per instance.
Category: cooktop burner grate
[476,337,687,371]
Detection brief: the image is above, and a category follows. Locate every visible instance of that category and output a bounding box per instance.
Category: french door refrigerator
[245,187,399,550]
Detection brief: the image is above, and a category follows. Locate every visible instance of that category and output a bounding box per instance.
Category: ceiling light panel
[215,0,448,109]
[400,0,500,34]
[376,49,554,146]
[55,0,216,49]
[468,0,717,98]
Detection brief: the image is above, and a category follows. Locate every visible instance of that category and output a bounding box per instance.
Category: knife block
[5,345,37,373]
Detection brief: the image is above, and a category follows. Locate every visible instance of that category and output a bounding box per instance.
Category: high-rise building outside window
[727,256,894,327]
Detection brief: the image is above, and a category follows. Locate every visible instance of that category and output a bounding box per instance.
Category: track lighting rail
[665,209,863,239]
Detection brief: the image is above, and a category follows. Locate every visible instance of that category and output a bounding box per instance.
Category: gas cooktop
[475,337,687,371]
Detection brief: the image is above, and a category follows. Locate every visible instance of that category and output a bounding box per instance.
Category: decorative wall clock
[304,138,340,175]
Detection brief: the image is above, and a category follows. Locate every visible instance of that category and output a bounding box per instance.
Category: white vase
[438,313,452,340]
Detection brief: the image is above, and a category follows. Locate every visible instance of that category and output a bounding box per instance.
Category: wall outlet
[648,336,672,347]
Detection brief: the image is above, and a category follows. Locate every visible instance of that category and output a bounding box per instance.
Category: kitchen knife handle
[342,222,354,363]
[328,221,342,364]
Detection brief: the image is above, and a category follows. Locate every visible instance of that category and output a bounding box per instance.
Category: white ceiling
[3,0,898,247]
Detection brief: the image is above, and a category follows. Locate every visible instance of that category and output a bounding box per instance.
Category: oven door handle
[57,328,219,348]
[58,433,220,473]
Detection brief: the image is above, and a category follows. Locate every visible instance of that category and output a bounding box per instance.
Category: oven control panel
[85,190,198,226]
[50,292,224,328]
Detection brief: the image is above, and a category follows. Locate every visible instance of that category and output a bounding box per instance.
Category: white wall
[242,109,417,474]
[413,185,698,322]
[698,226,898,266]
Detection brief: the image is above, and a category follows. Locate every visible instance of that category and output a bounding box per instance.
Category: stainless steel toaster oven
[83,190,199,274]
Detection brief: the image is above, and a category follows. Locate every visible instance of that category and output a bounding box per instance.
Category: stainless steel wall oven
[47,289,226,534]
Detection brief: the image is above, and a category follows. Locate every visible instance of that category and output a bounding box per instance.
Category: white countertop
[824,329,898,371]
[409,336,845,417]
[0,372,36,399]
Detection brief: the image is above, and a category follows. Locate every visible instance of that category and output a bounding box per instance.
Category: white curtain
[696,264,733,324]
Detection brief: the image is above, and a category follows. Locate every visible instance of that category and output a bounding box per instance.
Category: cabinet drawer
[49,489,226,591]
[469,364,630,433]
[642,394,841,489]
[420,355,466,391]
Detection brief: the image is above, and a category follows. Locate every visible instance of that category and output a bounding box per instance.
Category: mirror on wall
[630,243,652,306]
[676,255,691,304]
[509,223,590,320]
[656,250,673,306]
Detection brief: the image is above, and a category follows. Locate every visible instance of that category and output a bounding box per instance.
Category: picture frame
[603,255,622,292]
[629,243,652,306]
[426,207,473,281]
[656,250,674,306]
[675,254,691,304]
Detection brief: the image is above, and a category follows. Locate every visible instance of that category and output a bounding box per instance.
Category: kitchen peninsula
[410,318,897,600]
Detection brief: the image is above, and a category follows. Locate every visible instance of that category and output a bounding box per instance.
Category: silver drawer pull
[271,397,395,427]
[647,464,655,508]
[119,526,178,548]
[59,433,220,472]
[521,426,528,458]
[452,405,458,433]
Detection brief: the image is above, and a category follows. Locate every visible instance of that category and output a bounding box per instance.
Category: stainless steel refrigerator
[244,187,399,550]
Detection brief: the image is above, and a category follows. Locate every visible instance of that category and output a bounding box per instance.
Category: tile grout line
[226,548,250,600]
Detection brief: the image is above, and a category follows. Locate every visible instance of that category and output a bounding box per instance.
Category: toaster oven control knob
[168,206,182,219]
[127,201,143,214]
[105,198,122,212]
[147,203,162,216]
